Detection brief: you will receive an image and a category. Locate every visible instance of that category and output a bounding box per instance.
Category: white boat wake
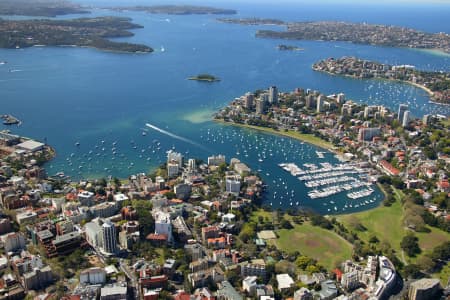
[145,123,208,151]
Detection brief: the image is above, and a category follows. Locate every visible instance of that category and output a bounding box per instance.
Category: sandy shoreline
[213,118,338,153]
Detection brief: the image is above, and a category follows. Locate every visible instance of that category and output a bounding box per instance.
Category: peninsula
[0,0,89,17]
[214,86,450,293]
[188,74,221,82]
[106,5,236,15]
[218,19,450,54]
[313,56,450,105]
[0,17,153,53]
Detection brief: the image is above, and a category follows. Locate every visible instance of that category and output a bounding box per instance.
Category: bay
[0,1,449,214]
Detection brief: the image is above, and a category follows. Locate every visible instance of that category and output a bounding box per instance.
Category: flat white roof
[276,274,294,289]
[17,140,44,151]
[101,285,127,296]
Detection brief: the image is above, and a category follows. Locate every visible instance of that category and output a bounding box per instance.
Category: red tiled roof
[202,226,218,233]
[379,160,400,176]
[170,199,183,204]
[66,193,76,201]
[146,234,167,241]
[174,292,191,300]
[207,237,225,243]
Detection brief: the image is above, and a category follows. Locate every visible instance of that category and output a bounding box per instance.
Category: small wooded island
[188,74,221,82]
[277,44,304,51]
[106,5,236,15]
[0,17,153,53]
[313,56,450,105]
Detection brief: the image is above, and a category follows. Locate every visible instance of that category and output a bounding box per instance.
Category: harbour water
[0,0,449,214]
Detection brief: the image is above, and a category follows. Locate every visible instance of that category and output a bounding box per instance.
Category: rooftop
[100,285,127,297]
[53,231,80,244]
[410,278,441,290]
[17,140,44,151]
[276,274,294,289]
[257,230,277,240]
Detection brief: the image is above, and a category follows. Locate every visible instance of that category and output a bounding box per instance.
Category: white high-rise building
[85,221,103,249]
[256,99,266,114]
[1,232,25,252]
[167,162,179,178]
[244,92,254,109]
[316,95,325,113]
[155,211,173,243]
[226,176,241,195]
[167,150,183,168]
[269,86,278,104]
[402,110,411,127]
[336,93,345,104]
[102,220,117,255]
[187,158,197,172]
[398,104,408,121]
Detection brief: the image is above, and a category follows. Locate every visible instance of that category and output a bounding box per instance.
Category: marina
[279,161,376,206]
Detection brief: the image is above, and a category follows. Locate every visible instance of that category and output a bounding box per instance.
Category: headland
[312,56,450,105]
[0,17,153,53]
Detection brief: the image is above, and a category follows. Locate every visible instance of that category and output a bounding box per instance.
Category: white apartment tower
[102,220,118,255]
[398,104,408,122]
[269,86,278,104]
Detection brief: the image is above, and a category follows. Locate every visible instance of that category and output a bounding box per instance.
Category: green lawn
[338,198,405,255]
[250,209,274,223]
[338,188,450,264]
[272,222,353,271]
[416,227,450,256]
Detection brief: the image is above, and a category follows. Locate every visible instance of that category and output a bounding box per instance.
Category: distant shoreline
[33,44,152,54]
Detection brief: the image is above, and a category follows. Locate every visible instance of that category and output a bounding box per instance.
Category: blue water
[1,1,449,214]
